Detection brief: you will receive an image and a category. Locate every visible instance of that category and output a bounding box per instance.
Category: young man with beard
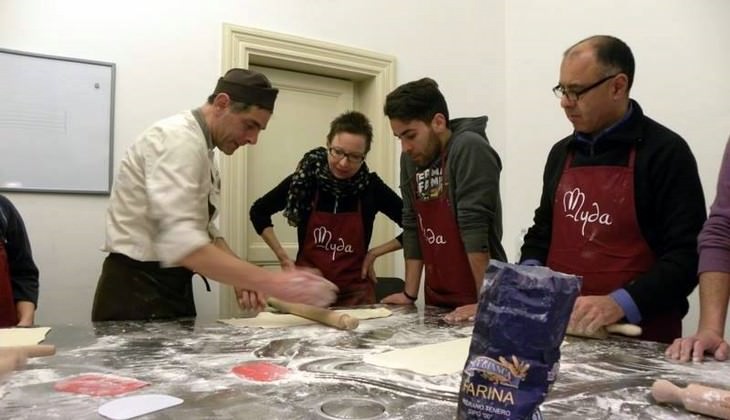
[382,78,506,322]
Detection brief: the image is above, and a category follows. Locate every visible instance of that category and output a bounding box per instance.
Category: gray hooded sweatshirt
[399,116,507,262]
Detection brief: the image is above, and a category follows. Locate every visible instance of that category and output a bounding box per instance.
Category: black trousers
[91,253,196,322]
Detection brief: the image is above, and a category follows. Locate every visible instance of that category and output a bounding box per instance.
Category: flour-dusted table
[1,306,728,419]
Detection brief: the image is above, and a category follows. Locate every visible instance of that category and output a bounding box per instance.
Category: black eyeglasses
[328,146,365,164]
[552,74,619,101]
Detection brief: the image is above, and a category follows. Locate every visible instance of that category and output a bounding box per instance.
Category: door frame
[219,24,397,316]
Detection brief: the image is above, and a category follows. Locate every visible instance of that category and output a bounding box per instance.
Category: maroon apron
[547,148,681,343]
[0,241,18,327]
[413,154,476,308]
[296,193,374,306]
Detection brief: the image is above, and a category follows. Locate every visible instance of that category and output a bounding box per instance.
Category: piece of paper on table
[0,327,51,346]
[98,394,183,420]
[219,307,392,329]
[363,337,472,376]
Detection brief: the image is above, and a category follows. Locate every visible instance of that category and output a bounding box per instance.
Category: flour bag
[457,261,581,419]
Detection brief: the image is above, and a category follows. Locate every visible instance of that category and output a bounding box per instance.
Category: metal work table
[1,305,729,419]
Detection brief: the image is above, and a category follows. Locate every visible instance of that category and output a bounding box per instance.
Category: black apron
[91,253,197,322]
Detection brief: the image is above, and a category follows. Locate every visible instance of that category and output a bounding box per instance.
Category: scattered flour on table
[4,368,63,388]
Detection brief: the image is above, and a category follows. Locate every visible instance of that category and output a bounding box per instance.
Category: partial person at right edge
[667,136,730,362]
[381,78,507,323]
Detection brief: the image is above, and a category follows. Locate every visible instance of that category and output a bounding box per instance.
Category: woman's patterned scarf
[283,147,370,226]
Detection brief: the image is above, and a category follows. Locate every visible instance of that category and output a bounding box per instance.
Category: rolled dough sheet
[0,327,51,347]
[363,336,472,376]
[219,307,392,328]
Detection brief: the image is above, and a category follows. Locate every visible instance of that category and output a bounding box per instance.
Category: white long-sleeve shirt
[103,109,221,266]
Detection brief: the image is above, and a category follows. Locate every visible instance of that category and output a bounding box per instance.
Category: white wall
[504,0,730,336]
[0,0,506,324]
[2,0,729,337]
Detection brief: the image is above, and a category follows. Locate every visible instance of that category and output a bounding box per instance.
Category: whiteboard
[0,49,115,194]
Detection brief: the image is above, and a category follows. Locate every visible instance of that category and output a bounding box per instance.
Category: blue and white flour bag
[457,261,581,419]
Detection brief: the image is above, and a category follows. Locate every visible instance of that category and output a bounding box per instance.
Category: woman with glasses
[249,111,403,306]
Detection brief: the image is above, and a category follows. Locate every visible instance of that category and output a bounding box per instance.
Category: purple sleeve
[520,259,543,266]
[698,137,730,274]
[609,288,641,323]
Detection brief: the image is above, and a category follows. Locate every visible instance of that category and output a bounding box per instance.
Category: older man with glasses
[519,35,706,344]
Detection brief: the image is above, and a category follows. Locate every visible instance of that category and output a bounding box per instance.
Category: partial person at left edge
[91,68,338,322]
[0,194,39,327]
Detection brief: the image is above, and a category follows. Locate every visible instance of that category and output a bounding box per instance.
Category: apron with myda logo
[413,154,476,308]
[297,192,373,306]
[547,148,681,343]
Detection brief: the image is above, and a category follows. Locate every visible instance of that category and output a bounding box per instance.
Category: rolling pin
[566,323,642,339]
[652,379,730,419]
[266,297,359,330]
[0,345,55,376]
[2,344,56,358]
